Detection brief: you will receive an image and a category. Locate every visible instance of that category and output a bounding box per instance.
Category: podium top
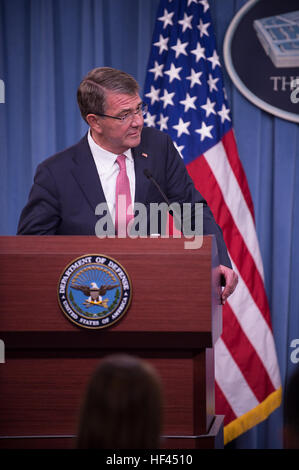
[1,235,210,254]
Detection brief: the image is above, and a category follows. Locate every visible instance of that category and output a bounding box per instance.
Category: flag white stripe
[203,142,264,280]
[215,338,259,416]
[228,262,281,389]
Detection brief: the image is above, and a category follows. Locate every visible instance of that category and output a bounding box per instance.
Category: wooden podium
[0,235,223,449]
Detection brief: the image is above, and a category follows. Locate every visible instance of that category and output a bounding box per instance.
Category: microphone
[143,169,170,206]
[144,169,183,234]
[144,169,204,252]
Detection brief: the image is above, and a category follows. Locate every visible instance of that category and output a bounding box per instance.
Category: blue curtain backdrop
[1,0,299,449]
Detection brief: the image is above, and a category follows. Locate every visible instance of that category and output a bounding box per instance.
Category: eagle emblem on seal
[71,281,118,308]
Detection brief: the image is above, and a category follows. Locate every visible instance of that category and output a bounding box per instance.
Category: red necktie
[115,155,133,236]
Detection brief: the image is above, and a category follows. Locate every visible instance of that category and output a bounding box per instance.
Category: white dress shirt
[88,129,135,224]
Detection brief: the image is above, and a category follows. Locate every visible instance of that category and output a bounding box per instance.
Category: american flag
[143,0,281,444]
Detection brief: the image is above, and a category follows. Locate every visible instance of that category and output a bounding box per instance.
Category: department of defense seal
[58,254,132,329]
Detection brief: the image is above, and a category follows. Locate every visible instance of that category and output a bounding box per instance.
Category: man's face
[92,91,144,154]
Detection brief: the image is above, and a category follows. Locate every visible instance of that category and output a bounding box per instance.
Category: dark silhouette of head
[76,354,163,449]
[284,366,299,449]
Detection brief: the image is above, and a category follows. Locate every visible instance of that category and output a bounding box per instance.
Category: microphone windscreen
[143,169,152,179]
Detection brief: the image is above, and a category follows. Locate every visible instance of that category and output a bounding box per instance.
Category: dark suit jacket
[17,127,231,267]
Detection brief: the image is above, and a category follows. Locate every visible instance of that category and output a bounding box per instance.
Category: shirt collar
[87,129,133,176]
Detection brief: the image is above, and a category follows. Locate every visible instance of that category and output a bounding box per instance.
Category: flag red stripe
[186,155,272,330]
[215,381,236,425]
[222,302,275,401]
[222,130,255,222]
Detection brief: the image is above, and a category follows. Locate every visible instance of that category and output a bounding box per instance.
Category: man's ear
[86,114,102,134]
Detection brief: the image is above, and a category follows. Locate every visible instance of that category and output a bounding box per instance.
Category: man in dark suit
[18,67,237,303]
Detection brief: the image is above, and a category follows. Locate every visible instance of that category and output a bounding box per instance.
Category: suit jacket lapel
[71,135,107,211]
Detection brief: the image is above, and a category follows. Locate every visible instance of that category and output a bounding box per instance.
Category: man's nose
[131,112,143,126]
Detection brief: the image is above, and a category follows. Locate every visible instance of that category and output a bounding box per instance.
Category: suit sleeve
[17,163,61,234]
[164,133,232,268]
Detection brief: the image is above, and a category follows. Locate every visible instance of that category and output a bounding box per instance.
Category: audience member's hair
[76,354,163,449]
[284,365,299,448]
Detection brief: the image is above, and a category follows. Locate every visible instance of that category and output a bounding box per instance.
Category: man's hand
[219,264,238,305]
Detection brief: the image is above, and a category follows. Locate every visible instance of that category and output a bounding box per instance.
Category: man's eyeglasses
[96,102,148,123]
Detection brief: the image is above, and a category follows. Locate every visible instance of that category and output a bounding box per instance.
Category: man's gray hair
[77,67,139,122]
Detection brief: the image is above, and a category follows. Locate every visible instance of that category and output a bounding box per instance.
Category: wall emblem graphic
[224,0,299,123]
[58,255,132,329]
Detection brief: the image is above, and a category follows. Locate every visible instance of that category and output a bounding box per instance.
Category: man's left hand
[219,264,238,305]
